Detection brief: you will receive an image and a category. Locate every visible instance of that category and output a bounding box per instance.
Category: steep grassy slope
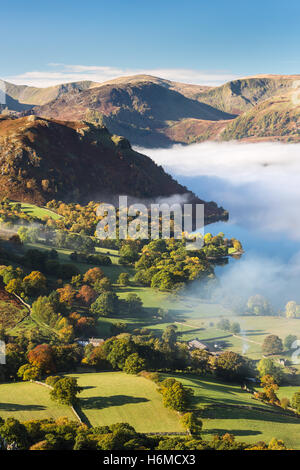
[196,77,295,114]
[221,89,300,142]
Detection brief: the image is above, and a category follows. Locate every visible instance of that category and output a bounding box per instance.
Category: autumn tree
[22,271,47,297]
[83,267,104,285]
[78,285,97,305]
[28,344,55,375]
[262,335,283,355]
[285,301,300,318]
[57,284,76,307]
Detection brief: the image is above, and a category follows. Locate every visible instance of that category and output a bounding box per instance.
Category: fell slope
[2,74,299,145]
[0,115,227,222]
[3,80,100,107]
[221,89,300,142]
[196,76,296,114]
[31,81,235,147]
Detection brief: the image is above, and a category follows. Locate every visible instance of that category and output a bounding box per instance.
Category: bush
[45,376,62,387]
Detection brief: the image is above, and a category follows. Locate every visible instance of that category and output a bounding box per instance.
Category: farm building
[188,339,209,351]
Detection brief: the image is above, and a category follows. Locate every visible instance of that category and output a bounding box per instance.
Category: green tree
[257,358,283,384]
[17,364,41,381]
[180,412,203,435]
[90,292,119,316]
[284,334,297,350]
[50,377,82,406]
[123,353,146,374]
[213,351,254,382]
[117,272,130,286]
[0,418,29,449]
[124,293,143,315]
[247,294,272,316]
[230,322,241,334]
[291,390,300,412]
[160,380,193,412]
[162,325,177,350]
[217,318,230,331]
[103,337,136,370]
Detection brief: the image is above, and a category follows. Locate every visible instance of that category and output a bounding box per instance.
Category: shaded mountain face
[0,115,227,223]
[2,74,299,146]
[30,81,235,147]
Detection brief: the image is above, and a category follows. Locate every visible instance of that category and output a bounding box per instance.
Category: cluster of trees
[0,199,42,227]
[83,326,255,383]
[5,263,145,346]
[69,251,111,266]
[16,342,83,382]
[1,265,47,299]
[246,294,273,316]
[45,200,102,236]
[0,330,83,383]
[217,318,241,334]
[0,416,286,450]
[255,362,300,415]
[133,239,212,291]
[285,301,300,318]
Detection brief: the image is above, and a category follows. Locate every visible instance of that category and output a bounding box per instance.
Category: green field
[17,202,61,221]
[68,372,182,433]
[0,382,74,422]
[169,374,300,449]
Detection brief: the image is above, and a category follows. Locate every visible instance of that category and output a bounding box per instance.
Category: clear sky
[1,0,300,87]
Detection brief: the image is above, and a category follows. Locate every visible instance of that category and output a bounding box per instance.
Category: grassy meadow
[0,382,74,422]
[68,372,182,433]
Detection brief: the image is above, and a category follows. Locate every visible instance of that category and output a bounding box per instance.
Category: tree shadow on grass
[81,395,149,410]
[0,403,46,411]
[201,405,300,425]
[202,428,262,437]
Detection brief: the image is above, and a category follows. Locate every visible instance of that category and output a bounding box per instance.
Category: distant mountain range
[1,73,299,146]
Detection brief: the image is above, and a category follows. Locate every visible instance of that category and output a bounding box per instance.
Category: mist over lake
[138,142,300,307]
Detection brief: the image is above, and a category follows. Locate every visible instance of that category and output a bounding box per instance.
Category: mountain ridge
[1,73,299,146]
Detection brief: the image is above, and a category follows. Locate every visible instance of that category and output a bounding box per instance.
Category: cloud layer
[145,141,300,307]
[4,64,238,88]
[141,141,300,239]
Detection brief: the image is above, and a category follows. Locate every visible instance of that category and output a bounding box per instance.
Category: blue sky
[1,0,300,86]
